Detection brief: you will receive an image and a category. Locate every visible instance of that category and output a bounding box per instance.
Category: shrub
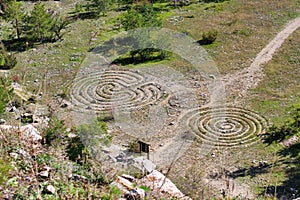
[0,42,17,70]
[0,158,12,185]
[0,77,13,115]
[199,30,218,45]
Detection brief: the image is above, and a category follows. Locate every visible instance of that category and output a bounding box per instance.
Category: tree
[121,5,163,62]
[50,15,70,40]
[121,8,143,31]
[24,2,68,42]
[3,0,24,39]
[24,2,53,42]
[88,0,113,16]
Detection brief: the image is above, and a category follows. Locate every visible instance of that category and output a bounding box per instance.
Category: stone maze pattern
[181,106,268,148]
[71,67,268,149]
[70,68,169,114]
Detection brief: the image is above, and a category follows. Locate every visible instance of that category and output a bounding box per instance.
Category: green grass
[248,29,300,124]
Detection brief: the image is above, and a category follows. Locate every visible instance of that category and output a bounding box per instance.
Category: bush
[0,77,13,115]
[45,116,66,145]
[0,42,17,70]
[0,158,12,185]
[198,30,218,45]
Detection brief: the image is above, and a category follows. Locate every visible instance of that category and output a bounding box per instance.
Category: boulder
[117,176,134,190]
[0,124,42,142]
[139,170,191,199]
[0,119,6,124]
[20,124,42,142]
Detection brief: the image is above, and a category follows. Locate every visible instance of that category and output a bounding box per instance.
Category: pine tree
[50,15,70,41]
[24,2,53,42]
[88,0,113,16]
[3,0,24,39]
[121,4,162,61]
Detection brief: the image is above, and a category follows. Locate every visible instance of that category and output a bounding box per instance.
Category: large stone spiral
[70,68,169,114]
[181,107,268,148]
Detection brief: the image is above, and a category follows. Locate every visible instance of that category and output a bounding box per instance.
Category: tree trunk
[15,19,20,39]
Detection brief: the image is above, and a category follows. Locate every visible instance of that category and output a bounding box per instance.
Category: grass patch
[248,29,300,124]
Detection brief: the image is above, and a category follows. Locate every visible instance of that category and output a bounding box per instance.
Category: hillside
[0,0,299,199]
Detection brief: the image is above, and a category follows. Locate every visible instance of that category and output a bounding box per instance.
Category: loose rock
[0,119,6,124]
[44,185,56,194]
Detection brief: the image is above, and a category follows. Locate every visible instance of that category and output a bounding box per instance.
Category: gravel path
[222,15,300,102]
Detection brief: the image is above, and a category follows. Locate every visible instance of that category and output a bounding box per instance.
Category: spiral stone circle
[182,106,268,148]
[70,68,169,115]
[71,28,228,164]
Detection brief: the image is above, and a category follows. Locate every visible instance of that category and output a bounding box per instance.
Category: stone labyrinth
[181,107,268,148]
[71,67,268,149]
[70,68,169,114]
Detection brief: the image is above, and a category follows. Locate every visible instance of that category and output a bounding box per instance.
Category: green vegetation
[87,0,114,16]
[24,2,68,42]
[0,77,13,115]
[1,0,68,49]
[0,42,17,69]
[119,4,166,63]
[264,104,300,144]
[198,29,218,45]
[0,0,299,199]
[0,157,12,185]
[2,0,24,39]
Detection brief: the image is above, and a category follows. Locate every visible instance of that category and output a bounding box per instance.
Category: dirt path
[222,15,300,103]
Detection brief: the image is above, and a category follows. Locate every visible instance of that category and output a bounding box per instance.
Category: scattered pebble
[45,185,56,194]
[39,171,49,178]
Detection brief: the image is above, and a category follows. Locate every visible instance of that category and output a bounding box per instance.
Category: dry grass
[164,0,300,74]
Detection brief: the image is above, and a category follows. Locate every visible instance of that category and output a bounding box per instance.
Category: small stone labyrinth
[70,68,169,114]
[181,107,268,148]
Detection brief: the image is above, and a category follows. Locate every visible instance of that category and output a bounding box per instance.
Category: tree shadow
[261,125,296,146]
[197,39,213,45]
[2,37,59,52]
[90,35,136,57]
[112,49,167,66]
[225,162,271,179]
[68,11,99,21]
[2,38,29,52]
[90,35,169,65]
[262,142,300,198]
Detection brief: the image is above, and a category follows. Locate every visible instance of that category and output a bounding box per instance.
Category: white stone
[0,119,6,124]
[67,133,77,138]
[45,185,55,194]
[0,124,42,142]
[117,176,134,190]
[10,153,18,159]
[20,124,42,141]
[140,170,191,199]
[39,171,49,178]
